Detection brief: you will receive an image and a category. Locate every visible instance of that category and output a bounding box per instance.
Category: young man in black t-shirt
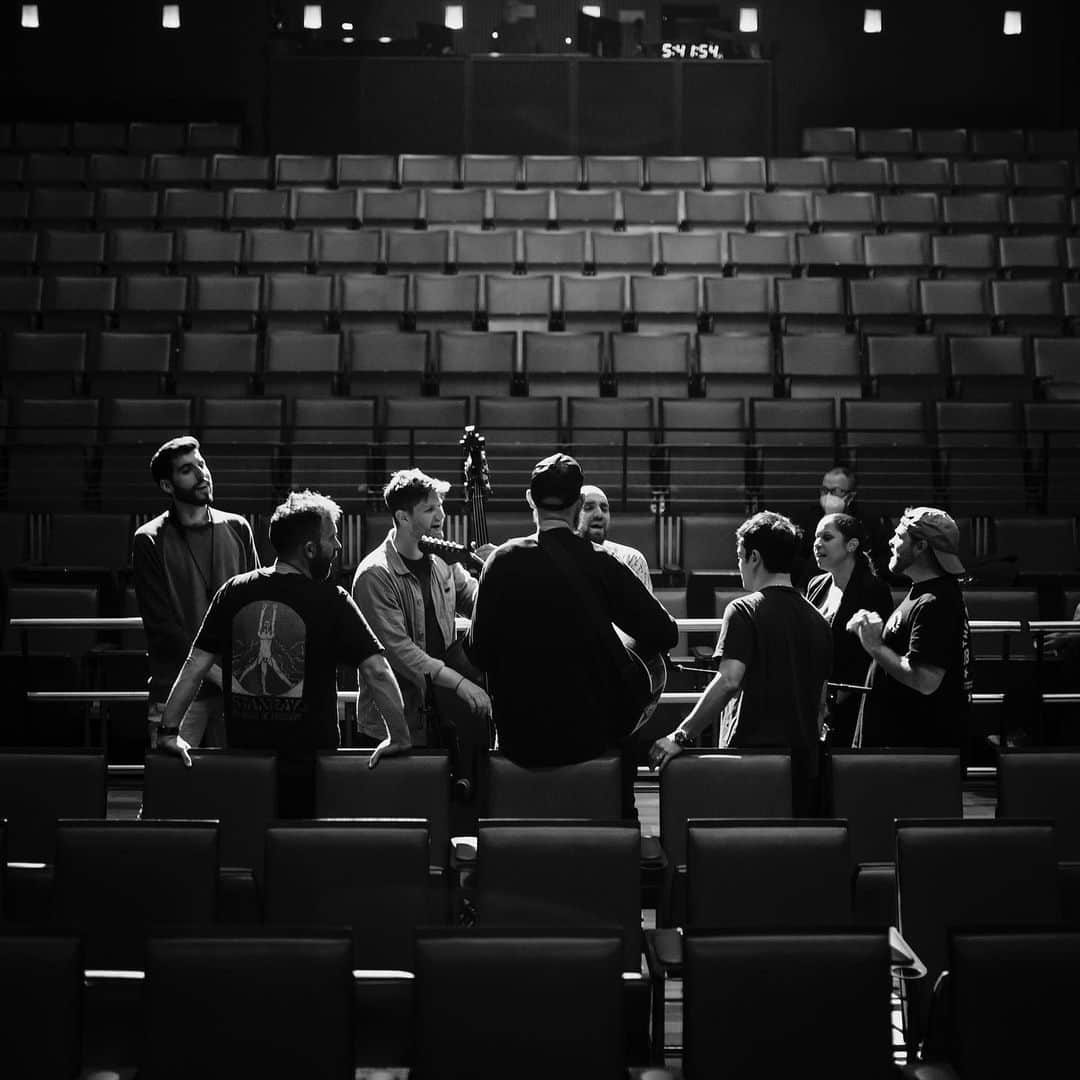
[650,511,833,814]
[848,506,973,749]
[156,491,407,816]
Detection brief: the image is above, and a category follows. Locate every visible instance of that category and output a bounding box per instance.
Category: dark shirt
[858,575,973,749]
[194,568,383,757]
[806,560,895,688]
[401,553,446,662]
[465,527,678,767]
[133,508,259,701]
[714,586,833,753]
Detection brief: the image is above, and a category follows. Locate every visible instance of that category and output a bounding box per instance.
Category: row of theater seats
[0,120,243,155]
[2,328,1079,405]
[802,125,1080,160]
[5,186,1080,231]
[2,509,1078,584]
[4,274,1080,340]
[6,925,1078,1078]
[2,395,1078,513]
[5,146,1080,193]
[1,748,1079,1072]
[7,226,1080,277]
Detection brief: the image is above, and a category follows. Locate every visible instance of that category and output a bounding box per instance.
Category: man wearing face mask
[792,465,890,587]
[156,490,407,817]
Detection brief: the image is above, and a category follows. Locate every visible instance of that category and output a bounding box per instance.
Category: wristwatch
[672,729,691,748]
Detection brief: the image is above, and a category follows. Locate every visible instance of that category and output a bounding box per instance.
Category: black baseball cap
[528,453,584,510]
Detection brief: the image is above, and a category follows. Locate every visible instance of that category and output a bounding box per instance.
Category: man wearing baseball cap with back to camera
[848,507,973,749]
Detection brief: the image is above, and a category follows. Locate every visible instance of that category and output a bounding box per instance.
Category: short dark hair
[382,469,449,518]
[150,436,200,486]
[822,464,857,487]
[736,511,801,574]
[820,511,878,576]
[268,490,342,556]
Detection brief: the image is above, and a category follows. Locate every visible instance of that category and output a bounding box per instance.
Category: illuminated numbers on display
[661,41,724,59]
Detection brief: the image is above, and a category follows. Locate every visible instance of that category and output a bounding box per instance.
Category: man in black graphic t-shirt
[157,491,407,815]
[849,506,972,749]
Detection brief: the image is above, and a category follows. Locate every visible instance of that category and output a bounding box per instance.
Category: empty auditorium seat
[264,330,341,398]
[262,271,334,330]
[38,229,105,274]
[829,157,890,192]
[3,331,87,397]
[413,272,481,330]
[383,396,469,475]
[779,333,862,402]
[920,278,993,337]
[186,121,242,153]
[188,273,260,331]
[426,188,486,227]
[436,328,516,398]
[621,189,681,230]
[630,273,700,333]
[41,274,116,331]
[752,399,838,505]
[148,152,208,186]
[159,188,225,228]
[107,227,174,273]
[726,231,795,279]
[175,331,257,396]
[610,331,691,399]
[810,192,877,231]
[243,227,313,273]
[646,155,705,189]
[7,396,98,509]
[998,234,1066,278]
[683,189,749,229]
[697,333,775,400]
[657,230,725,274]
[991,278,1064,336]
[337,272,407,330]
[361,188,422,228]
[703,275,774,334]
[289,397,375,501]
[952,157,1011,191]
[0,229,37,274]
[795,231,865,275]
[1009,193,1071,233]
[336,153,397,187]
[878,191,941,231]
[490,189,551,228]
[661,399,749,512]
[226,188,290,228]
[1022,403,1080,510]
[916,128,969,156]
[290,188,361,228]
[749,191,810,232]
[705,156,766,190]
[522,229,586,273]
[174,226,243,273]
[585,154,643,189]
[590,230,654,272]
[801,126,856,156]
[937,401,1030,513]
[115,272,187,331]
[345,328,428,399]
[1012,159,1072,192]
[866,334,945,401]
[91,330,172,397]
[990,517,1079,575]
[949,335,1031,401]
[676,510,747,570]
[274,153,334,187]
[25,153,85,188]
[522,154,582,188]
[97,187,159,228]
[568,397,655,508]
[384,227,451,271]
[1033,337,1080,399]
[776,277,847,333]
[522,329,604,399]
[311,226,379,272]
[400,153,459,188]
[858,127,915,156]
[461,153,519,188]
[485,272,554,332]
[454,228,517,273]
[849,277,921,335]
[553,189,618,228]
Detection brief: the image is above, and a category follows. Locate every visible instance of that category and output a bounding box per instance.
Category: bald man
[575,485,653,593]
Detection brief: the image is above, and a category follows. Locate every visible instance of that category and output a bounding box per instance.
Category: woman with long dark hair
[805,512,894,746]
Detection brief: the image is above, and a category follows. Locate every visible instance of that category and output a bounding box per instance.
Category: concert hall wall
[2,0,1075,154]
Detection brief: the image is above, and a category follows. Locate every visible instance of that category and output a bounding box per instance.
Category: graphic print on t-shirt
[231,599,306,702]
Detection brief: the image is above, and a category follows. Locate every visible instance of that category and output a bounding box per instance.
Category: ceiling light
[303,5,322,31]
[445,5,464,31]
[21,4,40,28]
[863,9,882,33]
[1003,11,1022,35]
[738,7,759,33]
[162,4,180,29]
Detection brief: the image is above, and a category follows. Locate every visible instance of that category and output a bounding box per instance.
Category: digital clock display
[661,41,725,59]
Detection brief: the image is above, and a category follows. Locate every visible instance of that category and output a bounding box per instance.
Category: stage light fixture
[863,8,882,33]
[739,7,759,33]
[582,4,601,15]
[445,5,464,30]
[341,21,352,30]
[21,4,40,28]
[565,36,573,44]
[162,4,180,29]
[303,4,322,30]
[1003,11,1022,35]
[491,30,499,39]
[342,35,354,43]
[378,35,392,43]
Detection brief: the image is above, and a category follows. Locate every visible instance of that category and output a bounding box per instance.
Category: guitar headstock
[419,534,486,573]
[461,425,492,505]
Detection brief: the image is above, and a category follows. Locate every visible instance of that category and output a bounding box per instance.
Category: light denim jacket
[351,530,478,739]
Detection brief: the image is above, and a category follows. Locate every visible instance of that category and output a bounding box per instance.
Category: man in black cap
[465,454,678,810]
[848,506,973,748]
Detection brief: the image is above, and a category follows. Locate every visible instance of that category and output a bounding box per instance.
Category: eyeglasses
[820,486,852,497]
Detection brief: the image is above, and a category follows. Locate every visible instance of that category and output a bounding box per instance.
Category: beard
[581,521,607,542]
[308,553,334,581]
[174,484,213,506]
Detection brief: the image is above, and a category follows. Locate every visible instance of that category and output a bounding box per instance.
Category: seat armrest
[643,927,683,979]
[899,1065,959,1080]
